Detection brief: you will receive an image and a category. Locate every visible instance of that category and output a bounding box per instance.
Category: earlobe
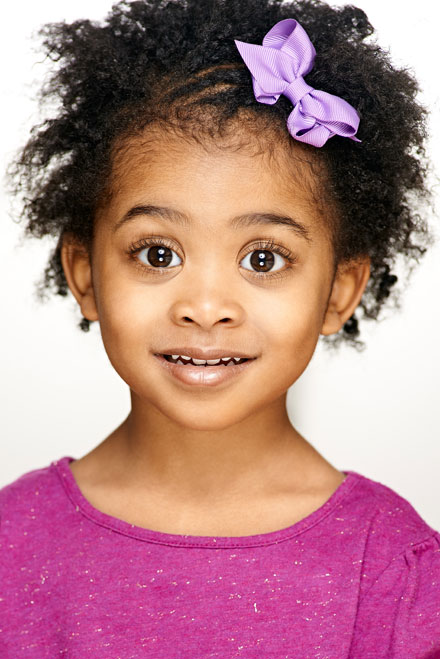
[321,257,370,336]
[60,234,99,322]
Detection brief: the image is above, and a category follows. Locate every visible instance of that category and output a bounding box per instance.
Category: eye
[136,243,182,268]
[128,237,296,278]
[242,249,284,272]
[240,248,287,274]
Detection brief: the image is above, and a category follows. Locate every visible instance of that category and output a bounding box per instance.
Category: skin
[61,124,370,536]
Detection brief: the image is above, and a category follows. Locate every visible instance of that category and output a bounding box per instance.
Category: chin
[176,411,244,432]
[155,399,251,432]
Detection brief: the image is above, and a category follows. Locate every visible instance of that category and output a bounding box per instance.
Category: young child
[1,0,439,656]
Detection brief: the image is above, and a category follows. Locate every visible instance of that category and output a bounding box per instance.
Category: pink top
[1,456,440,658]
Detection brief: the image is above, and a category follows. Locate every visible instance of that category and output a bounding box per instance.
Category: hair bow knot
[234,18,361,147]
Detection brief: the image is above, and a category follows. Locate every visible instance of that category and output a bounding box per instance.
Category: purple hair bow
[234,18,361,147]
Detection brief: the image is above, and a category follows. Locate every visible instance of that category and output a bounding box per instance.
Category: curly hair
[8,0,432,346]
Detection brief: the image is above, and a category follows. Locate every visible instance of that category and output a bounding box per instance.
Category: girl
[1,0,439,656]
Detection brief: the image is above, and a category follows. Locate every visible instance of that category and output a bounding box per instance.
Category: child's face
[63,126,368,430]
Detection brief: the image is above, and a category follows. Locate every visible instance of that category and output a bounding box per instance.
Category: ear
[60,234,99,322]
[321,257,370,336]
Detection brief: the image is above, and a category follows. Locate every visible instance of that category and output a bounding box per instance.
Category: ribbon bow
[234,18,361,147]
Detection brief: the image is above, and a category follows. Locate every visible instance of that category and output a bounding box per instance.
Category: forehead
[103,122,330,236]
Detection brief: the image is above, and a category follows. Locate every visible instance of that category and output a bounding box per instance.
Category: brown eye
[137,245,181,268]
[240,249,284,273]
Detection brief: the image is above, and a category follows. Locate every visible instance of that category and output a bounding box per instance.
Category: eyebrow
[113,204,311,241]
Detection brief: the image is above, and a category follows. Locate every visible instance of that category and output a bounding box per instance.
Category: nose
[169,277,246,330]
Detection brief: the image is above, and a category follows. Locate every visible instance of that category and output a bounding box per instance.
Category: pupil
[250,249,274,272]
[148,245,173,267]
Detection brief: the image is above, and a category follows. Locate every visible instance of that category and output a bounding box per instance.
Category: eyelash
[126,236,297,280]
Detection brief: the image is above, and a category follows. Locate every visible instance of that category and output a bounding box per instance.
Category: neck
[85,391,322,505]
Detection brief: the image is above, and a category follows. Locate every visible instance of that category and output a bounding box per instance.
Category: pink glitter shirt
[1,456,440,658]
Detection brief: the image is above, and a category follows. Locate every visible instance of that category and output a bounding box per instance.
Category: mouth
[153,353,257,387]
[159,354,251,366]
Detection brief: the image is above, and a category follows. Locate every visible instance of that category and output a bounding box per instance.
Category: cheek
[265,310,317,382]
[256,276,330,386]
[95,286,161,396]
[262,281,328,347]
[93,265,160,368]
[103,288,158,332]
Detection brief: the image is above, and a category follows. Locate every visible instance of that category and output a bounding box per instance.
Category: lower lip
[153,354,256,387]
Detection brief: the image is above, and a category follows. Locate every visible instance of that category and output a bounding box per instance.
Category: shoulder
[0,460,59,507]
[345,473,440,656]
[345,470,439,590]
[348,469,437,538]
[0,458,69,542]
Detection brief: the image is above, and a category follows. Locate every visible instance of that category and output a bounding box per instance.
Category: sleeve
[349,532,440,659]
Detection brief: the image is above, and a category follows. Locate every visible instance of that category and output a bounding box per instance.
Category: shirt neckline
[53,455,361,549]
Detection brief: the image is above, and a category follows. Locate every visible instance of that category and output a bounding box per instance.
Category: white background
[1,1,439,528]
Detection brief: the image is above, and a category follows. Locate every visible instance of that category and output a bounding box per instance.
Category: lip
[154,347,257,360]
[153,353,257,387]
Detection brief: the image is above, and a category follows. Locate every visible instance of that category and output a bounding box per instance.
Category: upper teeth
[171,354,242,365]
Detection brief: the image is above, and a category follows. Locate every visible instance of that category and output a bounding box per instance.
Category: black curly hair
[8,0,432,346]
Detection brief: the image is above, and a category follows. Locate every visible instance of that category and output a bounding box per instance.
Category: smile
[153,353,256,387]
[162,354,249,366]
